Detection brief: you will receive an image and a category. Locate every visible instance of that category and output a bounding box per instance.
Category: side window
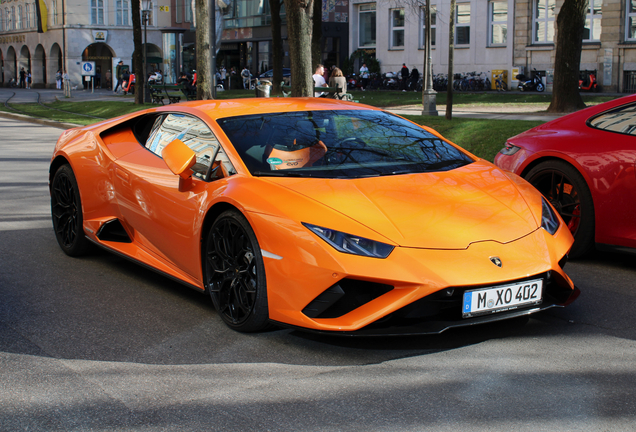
[145,113,236,179]
[589,103,636,136]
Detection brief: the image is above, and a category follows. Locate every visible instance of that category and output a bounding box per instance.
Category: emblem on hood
[490,256,502,267]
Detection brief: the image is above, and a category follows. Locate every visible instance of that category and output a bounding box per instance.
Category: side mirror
[162,139,196,191]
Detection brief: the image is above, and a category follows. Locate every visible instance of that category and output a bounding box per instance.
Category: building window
[420,5,437,48]
[626,0,636,40]
[176,0,183,23]
[489,1,507,45]
[186,0,193,22]
[584,0,601,41]
[52,0,58,26]
[390,9,404,48]
[116,0,130,26]
[0,9,3,32]
[17,5,22,29]
[358,3,376,48]
[533,0,555,43]
[91,0,104,25]
[455,3,470,45]
[25,3,31,28]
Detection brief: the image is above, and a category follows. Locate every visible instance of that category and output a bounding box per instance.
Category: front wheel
[204,210,269,332]
[525,160,595,258]
[536,82,545,92]
[51,164,92,257]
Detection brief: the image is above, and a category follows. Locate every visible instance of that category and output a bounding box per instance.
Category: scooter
[516,69,544,92]
[579,70,599,92]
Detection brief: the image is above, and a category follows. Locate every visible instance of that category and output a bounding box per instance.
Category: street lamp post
[142,0,151,103]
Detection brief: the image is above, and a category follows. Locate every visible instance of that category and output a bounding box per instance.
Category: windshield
[217,110,473,178]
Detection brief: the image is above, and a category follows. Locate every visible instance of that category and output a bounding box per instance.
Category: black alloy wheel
[51,164,92,257]
[526,160,595,258]
[204,210,269,332]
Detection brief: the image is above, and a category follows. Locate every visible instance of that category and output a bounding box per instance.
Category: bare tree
[195,0,213,100]
[283,0,314,97]
[269,0,284,95]
[131,0,144,104]
[547,0,587,113]
[312,0,322,70]
[446,0,455,120]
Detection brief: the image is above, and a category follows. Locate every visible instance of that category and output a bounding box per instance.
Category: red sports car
[494,94,636,257]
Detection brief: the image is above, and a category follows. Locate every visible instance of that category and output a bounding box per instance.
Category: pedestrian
[220,65,227,89]
[328,67,347,98]
[400,63,409,91]
[26,70,32,89]
[312,64,328,97]
[56,69,63,89]
[409,67,420,91]
[241,66,251,89]
[19,68,26,89]
[359,63,369,91]
[121,69,131,94]
[95,68,101,88]
[113,60,124,93]
[105,70,112,88]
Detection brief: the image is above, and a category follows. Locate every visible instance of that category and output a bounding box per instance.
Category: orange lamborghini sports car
[49,98,579,335]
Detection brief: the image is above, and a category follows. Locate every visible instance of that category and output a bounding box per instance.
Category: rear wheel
[525,160,595,258]
[204,210,269,332]
[51,164,92,257]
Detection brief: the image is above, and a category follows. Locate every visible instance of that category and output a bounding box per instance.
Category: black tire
[51,164,92,257]
[536,82,545,92]
[525,160,595,258]
[204,210,269,332]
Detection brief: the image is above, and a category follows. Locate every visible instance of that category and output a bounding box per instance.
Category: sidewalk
[1,86,566,123]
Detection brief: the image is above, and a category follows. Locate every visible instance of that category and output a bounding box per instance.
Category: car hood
[267,161,540,249]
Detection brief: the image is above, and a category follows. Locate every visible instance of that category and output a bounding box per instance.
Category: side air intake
[96,219,132,243]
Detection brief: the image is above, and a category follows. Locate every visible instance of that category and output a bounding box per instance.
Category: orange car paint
[51,98,576,332]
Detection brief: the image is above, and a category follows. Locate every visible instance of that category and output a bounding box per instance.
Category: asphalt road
[1,117,635,431]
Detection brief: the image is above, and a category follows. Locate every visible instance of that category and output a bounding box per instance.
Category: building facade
[0,0,169,89]
[349,0,636,92]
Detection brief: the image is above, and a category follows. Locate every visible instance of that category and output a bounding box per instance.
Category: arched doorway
[82,43,114,89]
[33,45,46,88]
[18,45,31,88]
[49,43,63,88]
[6,46,17,83]
[143,43,163,78]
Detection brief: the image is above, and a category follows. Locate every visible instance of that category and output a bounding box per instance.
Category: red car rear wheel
[526,160,595,258]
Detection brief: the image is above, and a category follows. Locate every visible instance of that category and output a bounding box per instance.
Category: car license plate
[462,279,543,318]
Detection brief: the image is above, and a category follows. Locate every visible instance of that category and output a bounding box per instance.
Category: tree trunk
[131,0,144,105]
[312,0,322,70]
[269,0,284,95]
[283,0,314,97]
[195,0,213,100]
[547,0,587,113]
[446,0,455,120]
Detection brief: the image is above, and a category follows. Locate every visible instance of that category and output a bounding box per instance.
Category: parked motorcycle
[579,70,599,92]
[516,69,544,92]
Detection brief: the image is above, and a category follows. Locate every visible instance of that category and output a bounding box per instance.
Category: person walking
[241,67,251,89]
[113,60,124,93]
[26,70,32,89]
[400,63,409,91]
[19,68,26,89]
[56,69,63,89]
[359,63,369,91]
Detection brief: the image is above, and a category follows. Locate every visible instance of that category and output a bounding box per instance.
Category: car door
[114,113,234,280]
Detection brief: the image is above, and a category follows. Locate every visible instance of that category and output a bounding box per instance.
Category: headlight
[303,223,394,258]
[541,197,560,235]
[499,144,521,156]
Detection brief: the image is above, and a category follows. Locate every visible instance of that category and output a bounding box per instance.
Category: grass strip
[403,115,543,162]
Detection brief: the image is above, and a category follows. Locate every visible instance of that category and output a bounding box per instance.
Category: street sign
[81,61,96,76]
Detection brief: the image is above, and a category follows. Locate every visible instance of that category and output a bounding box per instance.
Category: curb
[0,110,81,130]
